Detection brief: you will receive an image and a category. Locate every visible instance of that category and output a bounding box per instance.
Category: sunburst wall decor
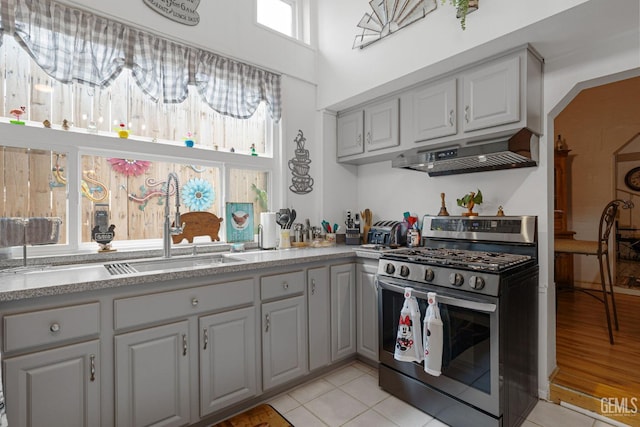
[353,0,437,49]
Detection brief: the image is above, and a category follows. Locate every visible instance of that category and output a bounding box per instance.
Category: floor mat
[210,404,292,427]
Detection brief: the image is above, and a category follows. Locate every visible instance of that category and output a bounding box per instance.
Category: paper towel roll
[259,212,278,249]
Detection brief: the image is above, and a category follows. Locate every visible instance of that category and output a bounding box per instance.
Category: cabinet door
[4,340,100,427]
[308,267,330,371]
[337,110,364,157]
[356,263,379,362]
[199,307,257,417]
[330,264,356,361]
[413,79,457,141]
[462,55,520,132]
[115,321,190,427]
[364,98,399,151]
[262,296,307,390]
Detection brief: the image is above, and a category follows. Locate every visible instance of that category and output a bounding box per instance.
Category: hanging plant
[107,158,151,176]
[182,178,215,211]
[442,0,478,30]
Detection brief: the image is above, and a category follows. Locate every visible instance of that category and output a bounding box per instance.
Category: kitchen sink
[104,254,245,276]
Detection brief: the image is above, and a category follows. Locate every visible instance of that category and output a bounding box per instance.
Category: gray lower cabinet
[261,295,307,390]
[115,321,190,427]
[330,264,356,361]
[199,307,257,416]
[308,266,330,371]
[3,340,100,427]
[356,262,379,362]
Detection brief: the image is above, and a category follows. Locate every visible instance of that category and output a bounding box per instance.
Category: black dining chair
[554,199,633,344]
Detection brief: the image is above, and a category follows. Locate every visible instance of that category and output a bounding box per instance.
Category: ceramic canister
[259,212,278,249]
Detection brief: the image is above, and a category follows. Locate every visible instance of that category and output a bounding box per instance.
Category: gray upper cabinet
[412,78,457,141]
[337,109,364,157]
[461,55,520,132]
[337,98,399,160]
[339,45,543,164]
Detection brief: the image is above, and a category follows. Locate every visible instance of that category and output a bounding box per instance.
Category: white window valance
[0,0,282,121]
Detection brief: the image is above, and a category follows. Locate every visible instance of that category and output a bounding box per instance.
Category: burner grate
[383,247,532,271]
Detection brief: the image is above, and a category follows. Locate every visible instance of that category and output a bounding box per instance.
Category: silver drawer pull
[50,322,61,333]
[282,282,289,290]
[311,279,316,295]
[465,105,470,123]
[182,334,188,356]
[191,298,199,307]
[449,109,454,126]
[90,354,96,382]
[265,314,270,332]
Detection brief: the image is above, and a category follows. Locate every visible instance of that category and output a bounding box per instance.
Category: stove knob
[469,276,485,290]
[400,265,410,277]
[385,263,396,275]
[449,273,464,287]
[424,268,435,282]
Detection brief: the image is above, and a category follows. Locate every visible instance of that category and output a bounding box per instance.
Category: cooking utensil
[276,210,289,229]
[288,209,297,229]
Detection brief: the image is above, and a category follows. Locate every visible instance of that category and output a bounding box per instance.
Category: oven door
[377,276,501,416]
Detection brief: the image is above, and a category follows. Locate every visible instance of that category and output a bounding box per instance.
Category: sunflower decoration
[182,178,215,211]
[107,158,151,176]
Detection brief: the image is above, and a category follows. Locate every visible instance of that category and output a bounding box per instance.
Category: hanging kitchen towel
[394,287,424,363]
[423,292,444,376]
[25,217,61,245]
[0,218,26,248]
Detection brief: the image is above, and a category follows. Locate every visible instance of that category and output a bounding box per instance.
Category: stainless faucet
[163,172,184,258]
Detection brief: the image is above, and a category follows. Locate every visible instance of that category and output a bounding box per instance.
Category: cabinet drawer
[114,279,254,330]
[4,302,100,353]
[261,271,304,300]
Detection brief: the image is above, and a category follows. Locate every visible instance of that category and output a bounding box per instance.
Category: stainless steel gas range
[377,215,538,427]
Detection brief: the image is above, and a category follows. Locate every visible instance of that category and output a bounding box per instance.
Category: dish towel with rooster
[423,292,444,376]
[394,287,424,362]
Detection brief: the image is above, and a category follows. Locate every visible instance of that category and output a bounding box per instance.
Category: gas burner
[382,247,532,272]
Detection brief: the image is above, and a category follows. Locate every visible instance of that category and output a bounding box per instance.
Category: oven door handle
[377,277,497,313]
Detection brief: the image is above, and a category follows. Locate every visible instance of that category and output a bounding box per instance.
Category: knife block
[345,227,361,245]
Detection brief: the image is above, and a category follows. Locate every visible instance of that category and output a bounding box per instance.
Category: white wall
[316,0,589,109]
[280,75,322,224]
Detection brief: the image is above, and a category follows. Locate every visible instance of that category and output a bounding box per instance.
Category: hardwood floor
[552,289,640,425]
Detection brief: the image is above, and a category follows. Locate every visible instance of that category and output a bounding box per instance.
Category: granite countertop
[0,245,385,302]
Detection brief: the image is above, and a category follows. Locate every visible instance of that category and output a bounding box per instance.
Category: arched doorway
[551,74,640,423]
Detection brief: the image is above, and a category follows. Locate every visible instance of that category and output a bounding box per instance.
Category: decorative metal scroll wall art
[143,0,201,26]
[353,0,437,49]
[289,130,313,194]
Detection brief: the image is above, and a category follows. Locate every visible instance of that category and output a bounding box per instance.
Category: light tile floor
[268,361,620,427]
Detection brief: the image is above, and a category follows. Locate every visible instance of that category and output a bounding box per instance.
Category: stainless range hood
[392,128,539,176]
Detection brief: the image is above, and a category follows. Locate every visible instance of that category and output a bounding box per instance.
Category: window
[0,35,277,255]
[257,0,305,42]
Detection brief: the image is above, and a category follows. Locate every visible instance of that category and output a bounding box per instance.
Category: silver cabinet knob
[282,282,289,290]
[50,322,61,333]
[191,298,199,307]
